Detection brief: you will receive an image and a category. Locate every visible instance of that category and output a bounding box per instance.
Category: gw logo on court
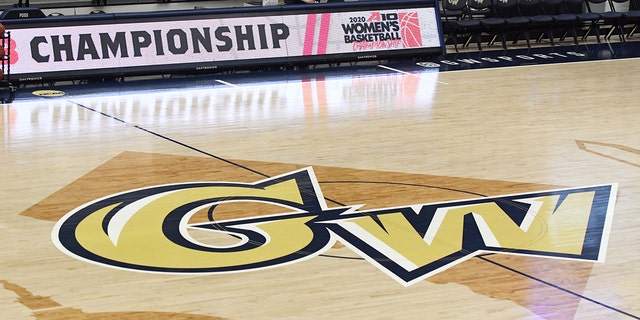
[52,168,616,286]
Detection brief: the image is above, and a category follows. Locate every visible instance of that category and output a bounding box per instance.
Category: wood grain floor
[1,57,639,319]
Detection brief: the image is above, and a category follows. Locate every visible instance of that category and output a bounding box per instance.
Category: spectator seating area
[440,0,640,51]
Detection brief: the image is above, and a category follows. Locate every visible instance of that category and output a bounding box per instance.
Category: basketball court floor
[1,12,640,318]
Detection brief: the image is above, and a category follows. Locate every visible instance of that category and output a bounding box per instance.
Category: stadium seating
[440,0,639,50]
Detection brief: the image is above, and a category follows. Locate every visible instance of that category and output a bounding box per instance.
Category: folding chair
[482,0,528,49]
[519,0,555,45]
[584,0,625,42]
[609,0,640,39]
[442,0,485,51]
[544,0,580,44]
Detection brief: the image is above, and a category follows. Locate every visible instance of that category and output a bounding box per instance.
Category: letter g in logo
[52,168,349,274]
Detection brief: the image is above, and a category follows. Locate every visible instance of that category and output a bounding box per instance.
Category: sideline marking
[377,65,449,85]
[215,79,240,88]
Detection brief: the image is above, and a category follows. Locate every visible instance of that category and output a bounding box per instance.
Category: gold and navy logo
[32,89,66,97]
[52,167,616,286]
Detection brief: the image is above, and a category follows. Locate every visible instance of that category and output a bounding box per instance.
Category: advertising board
[1,2,443,81]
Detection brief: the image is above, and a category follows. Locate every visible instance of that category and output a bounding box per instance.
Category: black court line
[478,255,640,319]
[66,100,270,180]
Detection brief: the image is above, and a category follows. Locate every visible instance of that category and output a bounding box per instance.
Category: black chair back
[493,0,523,18]
[442,0,468,17]
[519,0,548,16]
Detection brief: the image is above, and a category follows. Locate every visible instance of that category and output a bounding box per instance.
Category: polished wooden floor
[1,51,640,319]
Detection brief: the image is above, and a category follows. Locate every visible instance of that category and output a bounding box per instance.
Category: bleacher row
[440,0,640,51]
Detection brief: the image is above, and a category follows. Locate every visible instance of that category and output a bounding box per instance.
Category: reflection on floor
[4,39,639,103]
[2,0,640,104]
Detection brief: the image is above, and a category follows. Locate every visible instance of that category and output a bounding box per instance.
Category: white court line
[215,79,240,88]
[377,65,449,85]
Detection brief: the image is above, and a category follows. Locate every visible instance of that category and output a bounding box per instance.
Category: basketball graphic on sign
[399,12,422,48]
[3,38,18,65]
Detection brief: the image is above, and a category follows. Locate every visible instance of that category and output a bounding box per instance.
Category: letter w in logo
[318,182,617,286]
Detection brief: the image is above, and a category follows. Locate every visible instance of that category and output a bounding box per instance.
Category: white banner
[3,8,440,77]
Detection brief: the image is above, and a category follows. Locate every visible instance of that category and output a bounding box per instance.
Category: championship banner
[2,7,441,80]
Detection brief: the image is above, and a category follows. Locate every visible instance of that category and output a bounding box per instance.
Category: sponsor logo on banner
[342,12,422,51]
[302,9,438,55]
[32,89,65,97]
[2,38,19,65]
[52,167,617,286]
